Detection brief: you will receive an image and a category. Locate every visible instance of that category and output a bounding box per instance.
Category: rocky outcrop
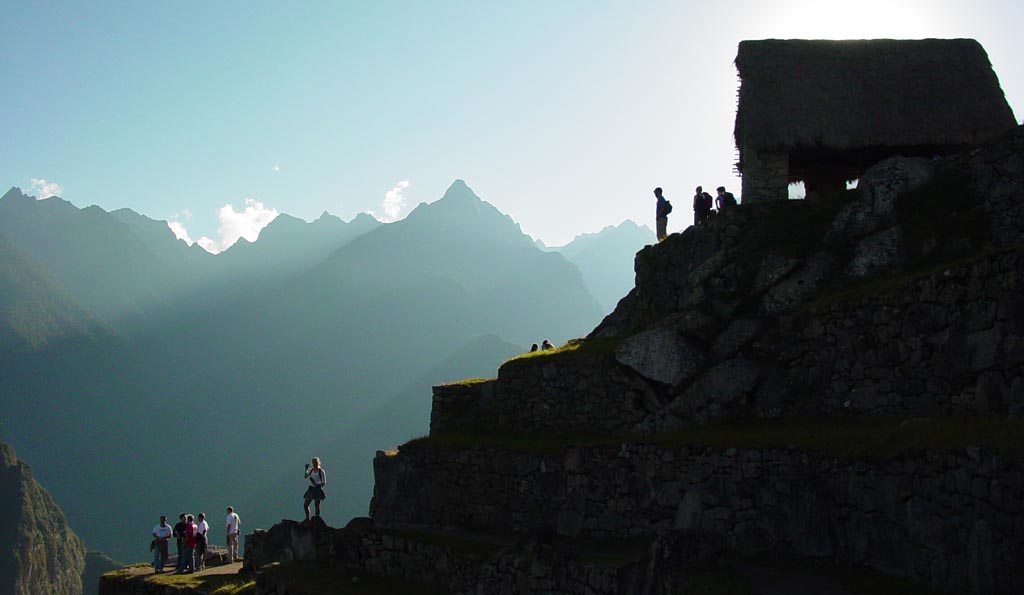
[369,128,1024,594]
[82,552,122,595]
[0,442,87,595]
[430,248,1024,435]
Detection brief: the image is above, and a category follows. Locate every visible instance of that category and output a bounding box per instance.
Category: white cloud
[379,180,410,222]
[196,198,280,254]
[29,178,64,199]
[167,210,197,245]
[167,221,195,245]
[272,165,280,173]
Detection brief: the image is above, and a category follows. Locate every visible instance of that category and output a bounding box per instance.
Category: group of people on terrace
[150,507,241,574]
[654,185,738,241]
[149,457,324,574]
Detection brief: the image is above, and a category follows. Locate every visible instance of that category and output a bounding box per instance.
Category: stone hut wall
[372,443,1023,594]
[740,146,789,203]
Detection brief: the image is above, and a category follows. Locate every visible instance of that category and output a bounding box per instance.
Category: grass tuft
[436,377,493,388]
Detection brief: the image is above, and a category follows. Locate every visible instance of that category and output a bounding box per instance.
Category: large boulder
[616,328,707,387]
[761,252,834,315]
[829,156,936,240]
[846,225,907,279]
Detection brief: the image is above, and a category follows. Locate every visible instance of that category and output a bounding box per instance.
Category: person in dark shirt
[654,187,671,241]
[715,186,737,210]
[172,513,188,573]
[693,186,713,225]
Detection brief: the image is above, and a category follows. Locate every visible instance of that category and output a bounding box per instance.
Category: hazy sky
[3,1,1022,250]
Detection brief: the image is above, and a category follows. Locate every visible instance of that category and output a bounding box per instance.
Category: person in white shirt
[303,457,327,521]
[195,513,210,570]
[225,506,241,563]
[151,515,173,573]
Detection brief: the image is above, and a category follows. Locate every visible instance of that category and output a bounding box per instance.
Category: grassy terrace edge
[501,337,625,366]
[404,417,1024,460]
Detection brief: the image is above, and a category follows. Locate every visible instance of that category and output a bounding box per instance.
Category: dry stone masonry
[102,126,1024,595]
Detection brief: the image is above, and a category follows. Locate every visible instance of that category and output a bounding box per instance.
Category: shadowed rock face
[0,442,86,595]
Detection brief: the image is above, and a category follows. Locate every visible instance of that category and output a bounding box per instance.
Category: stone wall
[431,248,1024,436]
[740,146,789,203]
[243,519,642,595]
[372,442,1024,595]
[645,248,1024,431]
[430,353,661,435]
[947,125,1024,247]
[357,531,633,595]
[775,250,1024,418]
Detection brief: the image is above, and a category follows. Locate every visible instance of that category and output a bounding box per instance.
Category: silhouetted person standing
[715,186,737,210]
[654,187,671,241]
[693,186,712,226]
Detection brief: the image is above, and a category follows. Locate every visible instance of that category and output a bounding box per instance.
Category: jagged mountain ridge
[0,188,174,329]
[0,179,613,562]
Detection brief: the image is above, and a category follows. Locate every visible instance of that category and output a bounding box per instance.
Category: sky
[2,0,1022,251]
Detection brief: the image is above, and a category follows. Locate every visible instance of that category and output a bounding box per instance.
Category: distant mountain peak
[2,186,26,201]
[350,211,380,225]
[440,179,481,203]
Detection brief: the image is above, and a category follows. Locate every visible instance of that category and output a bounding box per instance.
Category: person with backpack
[693,186,713,226]
[654,187,672,241]
[716,186,737,210]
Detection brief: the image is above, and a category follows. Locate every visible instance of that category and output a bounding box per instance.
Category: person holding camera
[303,457,326,521]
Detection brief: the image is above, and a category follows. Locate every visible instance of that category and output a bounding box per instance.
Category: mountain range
[0,181,649,562]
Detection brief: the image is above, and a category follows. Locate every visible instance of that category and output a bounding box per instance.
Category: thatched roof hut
[734,38,1018,201]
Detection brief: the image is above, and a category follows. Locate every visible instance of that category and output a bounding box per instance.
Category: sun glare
[773,0,941,40]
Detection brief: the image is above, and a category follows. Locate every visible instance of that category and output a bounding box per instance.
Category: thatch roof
[734,39,1018,159]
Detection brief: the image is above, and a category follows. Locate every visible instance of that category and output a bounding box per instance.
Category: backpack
[663,200,673,215]
[722,192,737,207]
[701,192,713,211]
